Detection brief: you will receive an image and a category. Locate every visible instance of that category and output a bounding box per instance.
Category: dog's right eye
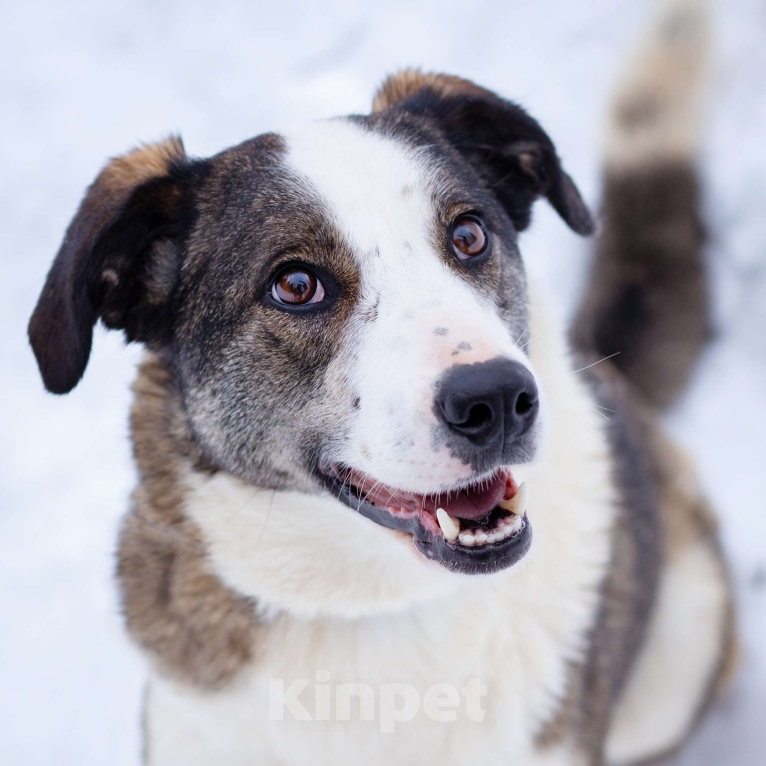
[271,266,325,306]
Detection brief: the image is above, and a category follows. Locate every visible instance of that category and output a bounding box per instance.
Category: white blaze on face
[285,120,536,492]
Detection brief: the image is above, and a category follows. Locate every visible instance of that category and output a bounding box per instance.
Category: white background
[1,0,764,763]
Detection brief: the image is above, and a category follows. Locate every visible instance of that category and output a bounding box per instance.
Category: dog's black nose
[435,358,539,463]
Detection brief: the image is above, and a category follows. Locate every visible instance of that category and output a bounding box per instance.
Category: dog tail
[572,0,711,409]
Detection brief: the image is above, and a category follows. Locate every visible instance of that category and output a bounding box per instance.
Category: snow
[1,0,764,763]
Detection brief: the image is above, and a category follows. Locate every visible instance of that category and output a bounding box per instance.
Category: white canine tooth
[436,508,460,541]
[459,533,475,546]
[498,481,529,516]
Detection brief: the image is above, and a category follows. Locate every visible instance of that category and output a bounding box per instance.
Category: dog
[28,0,737,763]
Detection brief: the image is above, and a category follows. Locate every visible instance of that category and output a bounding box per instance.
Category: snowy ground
[1,0,764,763]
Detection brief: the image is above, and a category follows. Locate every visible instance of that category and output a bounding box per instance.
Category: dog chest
[145,583,580,764]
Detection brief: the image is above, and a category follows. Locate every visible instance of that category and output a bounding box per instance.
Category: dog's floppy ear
[29,137,193,394]
[373,70,595,236]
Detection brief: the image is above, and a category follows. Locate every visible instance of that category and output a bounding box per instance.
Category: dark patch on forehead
[178,134,359,341]
[171,131,362,485]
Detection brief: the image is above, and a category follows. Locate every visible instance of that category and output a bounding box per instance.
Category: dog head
[30,71,593,577]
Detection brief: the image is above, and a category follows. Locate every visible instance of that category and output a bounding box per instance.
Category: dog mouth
[321,466,532,575]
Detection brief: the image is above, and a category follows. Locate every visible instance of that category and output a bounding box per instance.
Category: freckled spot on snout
[433,327,449,336]
[451,339,473,357]
[353,397,361,410]
[402,184,412,198]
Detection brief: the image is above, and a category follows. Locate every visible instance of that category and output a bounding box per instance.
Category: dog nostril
[436,358,538,453]
[463,402,493,430]
[515,392,535,416]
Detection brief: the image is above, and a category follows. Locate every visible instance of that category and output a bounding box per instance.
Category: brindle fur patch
[162,133,363,491]
[118,354,258,689]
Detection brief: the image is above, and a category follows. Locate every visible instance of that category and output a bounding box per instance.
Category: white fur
[605,538,729,764]
[285,120,537,493]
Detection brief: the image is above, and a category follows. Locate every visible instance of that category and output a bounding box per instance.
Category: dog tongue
[420,470,508,520]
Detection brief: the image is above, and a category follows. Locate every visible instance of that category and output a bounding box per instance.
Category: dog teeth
[440,483,529,548]
[454,504,526,549]
[436,508,460,541]
[498,481,529,517]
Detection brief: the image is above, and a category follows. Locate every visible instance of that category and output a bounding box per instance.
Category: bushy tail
[572,0,711,409]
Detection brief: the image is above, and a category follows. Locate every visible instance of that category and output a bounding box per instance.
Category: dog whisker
[538,352,620,380]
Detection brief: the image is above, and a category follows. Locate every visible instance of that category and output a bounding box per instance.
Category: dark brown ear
[373,70,595,236]
[29,137,194,394]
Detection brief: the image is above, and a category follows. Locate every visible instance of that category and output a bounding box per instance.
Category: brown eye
[271,266,325,306]
[451,216,488,259]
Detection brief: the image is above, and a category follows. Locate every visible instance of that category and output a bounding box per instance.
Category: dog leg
[604,433,736,765]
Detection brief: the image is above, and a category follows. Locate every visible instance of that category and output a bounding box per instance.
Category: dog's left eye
[451,215,488,260]
[271,266,325,306]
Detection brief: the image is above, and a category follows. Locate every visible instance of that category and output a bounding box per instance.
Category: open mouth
[320,466,532,575]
